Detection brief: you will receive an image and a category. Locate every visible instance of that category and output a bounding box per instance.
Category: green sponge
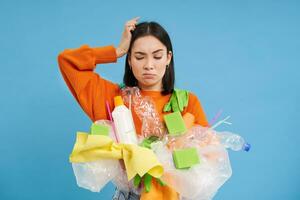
[164,111,187,135]
[90,123,110,136]
[173,148,200,169]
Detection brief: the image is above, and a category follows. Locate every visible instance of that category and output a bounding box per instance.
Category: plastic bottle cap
[114,96,124,107]
[242,143,251,152]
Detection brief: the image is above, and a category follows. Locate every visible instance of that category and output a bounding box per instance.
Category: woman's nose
[143,59,154,70]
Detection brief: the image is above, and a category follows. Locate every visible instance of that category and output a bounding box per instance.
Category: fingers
[126,24,135,32]
[125,16,140,32]
[127,16,140,24]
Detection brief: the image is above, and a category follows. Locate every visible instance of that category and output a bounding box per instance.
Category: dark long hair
[123,21,175,95]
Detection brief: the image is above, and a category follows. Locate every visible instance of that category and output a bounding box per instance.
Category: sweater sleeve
[57,44,119,121]
[185,92,209,127]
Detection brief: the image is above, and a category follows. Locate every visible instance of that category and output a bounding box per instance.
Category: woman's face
[128,35,172,91]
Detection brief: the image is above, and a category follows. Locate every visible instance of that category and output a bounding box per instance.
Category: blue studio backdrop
[0,1,299,200]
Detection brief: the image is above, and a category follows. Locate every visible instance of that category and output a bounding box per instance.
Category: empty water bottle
[217,131,251,152]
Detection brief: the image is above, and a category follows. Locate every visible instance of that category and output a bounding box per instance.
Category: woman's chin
[139,80,160,90]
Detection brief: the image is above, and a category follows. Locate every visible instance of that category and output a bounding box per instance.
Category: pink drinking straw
[106,100,119,143]
[209,109,223,127]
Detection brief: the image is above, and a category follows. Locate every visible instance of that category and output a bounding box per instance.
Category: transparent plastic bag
[72,120,121,192]
[167,125,219,150]
[111,162,141,194]
[151,125,233,200]
[121,86,166,138]
[94,119,118,142]
[72,159,120,192]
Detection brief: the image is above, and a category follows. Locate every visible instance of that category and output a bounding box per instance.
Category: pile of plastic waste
[70,86,251,200]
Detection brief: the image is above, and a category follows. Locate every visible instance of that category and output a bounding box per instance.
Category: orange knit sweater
[58,44,209,199]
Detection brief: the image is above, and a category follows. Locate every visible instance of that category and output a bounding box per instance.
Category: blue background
[0,0,299,199]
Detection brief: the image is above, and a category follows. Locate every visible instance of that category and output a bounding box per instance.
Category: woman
[58,17,209,200]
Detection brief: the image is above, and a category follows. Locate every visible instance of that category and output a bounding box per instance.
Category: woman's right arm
[57,17,140,121]
[57,44,119,121]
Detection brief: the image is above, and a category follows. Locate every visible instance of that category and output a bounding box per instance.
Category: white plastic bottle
[112,96,138,144]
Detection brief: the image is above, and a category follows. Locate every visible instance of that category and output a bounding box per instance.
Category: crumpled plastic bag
[71,120,121,192]
[72,159,120,192]
[111,163,141,194]
[94,119,118,142]
[121,86,166,138]
[70,119,161,194]
[151,125,232,200]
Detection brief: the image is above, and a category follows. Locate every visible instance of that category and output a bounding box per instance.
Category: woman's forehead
[132,35,166,53]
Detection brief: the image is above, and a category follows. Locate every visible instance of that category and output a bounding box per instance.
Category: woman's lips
[143,73,156,79]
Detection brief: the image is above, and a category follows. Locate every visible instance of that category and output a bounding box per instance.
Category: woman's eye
[135,56,161,60]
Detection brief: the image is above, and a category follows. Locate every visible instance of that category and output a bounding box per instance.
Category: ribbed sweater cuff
[93,45,117,64]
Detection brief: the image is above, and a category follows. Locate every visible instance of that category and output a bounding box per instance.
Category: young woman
[58,17,209,200]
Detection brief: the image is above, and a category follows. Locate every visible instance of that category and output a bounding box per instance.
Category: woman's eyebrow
[134,49,164,55]
[152,49,164,54]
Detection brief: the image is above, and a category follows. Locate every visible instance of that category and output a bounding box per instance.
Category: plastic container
[112,96,138,144]
[217,131,251,152]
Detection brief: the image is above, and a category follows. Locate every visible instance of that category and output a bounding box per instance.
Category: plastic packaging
[121,86,166,138]
[71,120,122,192]
[151,140,232,200]
[167,125,219,150]
[94,119,118,142]
[69,86,251,198]
[112,96,138,144]
[152,125,250,199]
[111,163,141,194]
[72,159,120,192]
[218,131,251,152]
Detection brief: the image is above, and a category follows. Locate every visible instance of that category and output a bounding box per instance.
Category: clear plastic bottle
[112,96,138,144]
[217,131,251,152]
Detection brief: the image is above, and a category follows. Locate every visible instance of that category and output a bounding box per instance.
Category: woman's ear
[167,51,172,65]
